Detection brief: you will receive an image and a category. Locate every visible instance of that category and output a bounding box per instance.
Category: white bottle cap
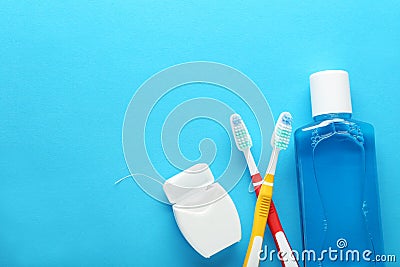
[309,70,352,117]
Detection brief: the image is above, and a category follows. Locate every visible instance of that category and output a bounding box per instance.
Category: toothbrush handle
[250,173,263,195]
[272,230,299,267]
[243,234,264,267]
[268,202,283,239]
[251,175,280,233]
[244,177,273,267]
[251,173,299,267]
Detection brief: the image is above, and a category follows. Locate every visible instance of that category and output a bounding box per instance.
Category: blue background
[1,1,399,266]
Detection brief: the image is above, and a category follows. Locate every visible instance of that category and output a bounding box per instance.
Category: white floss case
[163,163,241,258]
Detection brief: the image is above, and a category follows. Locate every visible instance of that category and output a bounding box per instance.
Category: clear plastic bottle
[295,70,384,266]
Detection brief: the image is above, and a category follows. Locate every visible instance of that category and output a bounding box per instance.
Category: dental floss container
[163,163,241,258]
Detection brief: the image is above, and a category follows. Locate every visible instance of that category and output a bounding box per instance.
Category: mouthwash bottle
[295,70,384,266]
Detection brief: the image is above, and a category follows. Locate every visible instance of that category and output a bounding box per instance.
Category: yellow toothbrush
[243,112,293,267]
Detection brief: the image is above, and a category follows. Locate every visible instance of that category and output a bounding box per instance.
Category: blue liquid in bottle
[295,71,384,267]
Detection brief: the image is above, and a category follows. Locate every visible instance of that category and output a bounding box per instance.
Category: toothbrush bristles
[230,114,252,151]
[273,112,293,150]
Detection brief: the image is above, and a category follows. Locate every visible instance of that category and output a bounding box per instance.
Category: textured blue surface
[1,1,399,266]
